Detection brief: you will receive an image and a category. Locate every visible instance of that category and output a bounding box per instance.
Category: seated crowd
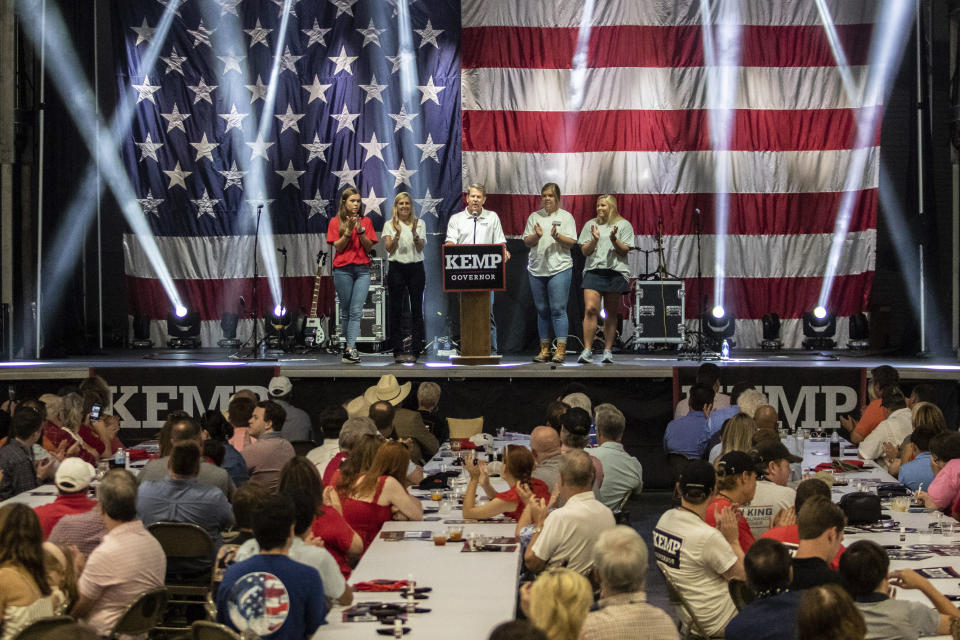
[0,363,956,640]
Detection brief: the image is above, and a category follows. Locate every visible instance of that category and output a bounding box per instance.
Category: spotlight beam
[17,0,185,317]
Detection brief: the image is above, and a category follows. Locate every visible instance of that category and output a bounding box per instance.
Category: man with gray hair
[72,470,166,636]
[524,450,615,574]
[580,526,678,640]
[562,392,592,415]
[444,183,509,352]
[591,404,643,510]
[416,382,449,444]
[322,416,377,486]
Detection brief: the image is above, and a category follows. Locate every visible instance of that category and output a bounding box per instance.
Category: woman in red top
[463,445,550,521]
[334,438,423,550]
[326,187,378,364]
[279,457,363,580]
[42,393,111,466]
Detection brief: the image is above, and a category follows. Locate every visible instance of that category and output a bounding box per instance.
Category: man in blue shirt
[725,538,802,640]
[664,384,714,460]
[138,443,235,548]
[898,421,939,491]
[218,495,327,640]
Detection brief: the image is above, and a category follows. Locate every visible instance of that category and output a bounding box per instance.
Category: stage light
[702,305,735,347]
[273,304,286,318]
[265,304,297,350]
[802,308,837,350]
[131,313,153,349]
[848,312,870,350]
[218,312,241,349]
[166,307,201,349]
[761,313,782,351]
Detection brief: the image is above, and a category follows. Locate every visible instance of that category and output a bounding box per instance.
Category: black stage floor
[1,348,958,380]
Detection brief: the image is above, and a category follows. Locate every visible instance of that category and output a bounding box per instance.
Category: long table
[802,439,959,640]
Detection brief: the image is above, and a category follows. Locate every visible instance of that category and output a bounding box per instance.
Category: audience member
[216,495,327,639]
[307,405,348,473]
[226,394,257,452]
[841,365,900,444]
[0,408,55,500]
[706,384,766,445]
[664,383,714,461]
[579,526,677,640]
[139,413,234,498]
[591,404,643,510]
[488,620,547,640]
[199,409,248,487]
[521,568,592,640]
[416,381,449,444]
[363,375,438,463]
[918,430,960,512]
[653,460,744,637]
[43,393,115,465]
[529,426,563,490]
[894,407,943,491]
[840,540,959,639]
[335,437,423,549]
[797,584,866,640]
[544,400,568,433]
[907,383,936,408]
[34,457,96,538]
[211,483,273,602]
[464,444,549,521]
[268,376,314,443]
[234,489,352,606]
[559,407,603,489]
[790,496,845,590]
[138,443,235,547]
[762,478,846,569]
[321,416,377,486]
[562,392,592,416]
[705,451,757,553]
[279,457,362,579]
[242,400,296,491]
[745,440,801,538]
[708,413,759,463]
[675,363,729,418]
[754,404,780,433]
[525,450,615,574]
[0,504,68,639]
[725,538,801,640]
[72,470,165,636]
[43,541,78,611]
[858,387,912,470]
[48,505,107,557]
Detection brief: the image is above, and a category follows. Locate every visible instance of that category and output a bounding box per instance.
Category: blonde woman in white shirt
[523,183,577,364]
[384,192,427,363]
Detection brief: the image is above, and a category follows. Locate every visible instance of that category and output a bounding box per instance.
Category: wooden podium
[442,244,506,365]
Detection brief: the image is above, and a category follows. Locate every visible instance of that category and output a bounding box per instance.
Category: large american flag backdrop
[116,0,880,349]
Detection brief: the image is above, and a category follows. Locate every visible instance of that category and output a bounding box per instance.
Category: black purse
[840,492,882,525]
[876,483,911,498]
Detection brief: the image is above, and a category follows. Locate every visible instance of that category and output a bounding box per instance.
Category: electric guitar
[303,251,328,347]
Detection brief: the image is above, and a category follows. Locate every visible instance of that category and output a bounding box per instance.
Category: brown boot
[533,341,551,363]
[551,342,567,364]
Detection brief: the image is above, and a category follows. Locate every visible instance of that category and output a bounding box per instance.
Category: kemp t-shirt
[217,554,327,640]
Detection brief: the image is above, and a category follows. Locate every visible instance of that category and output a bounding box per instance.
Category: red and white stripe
[461,0,881,345]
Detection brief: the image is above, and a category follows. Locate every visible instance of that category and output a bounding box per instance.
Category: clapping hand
[590,224,600,241]
[716,505,740,544]
[516,482,534,505]
[534,223,543,238]
[550,224,560,239]
[528,496,548,525]
[323,485,344,515]
[882,442,899,460]
[477,459,490,484]
[464,456,482,480]
[35,457,55,481]
[772,506,796,528]
[609,226,619,242]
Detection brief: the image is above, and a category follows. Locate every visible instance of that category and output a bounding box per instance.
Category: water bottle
[588,422,598,447]
[113,447,126,468]
[830,428,841,458]
[720,339,730,360]
[393,618,404,638]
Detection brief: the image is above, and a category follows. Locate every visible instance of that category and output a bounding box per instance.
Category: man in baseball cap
[745,441,803,538]
[705,451,759,554]
[267,376,314,444]
[34,458,97,537]
[653,460,745,637]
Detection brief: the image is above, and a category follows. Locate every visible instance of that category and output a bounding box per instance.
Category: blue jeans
[528,268,572,343]
[333,264,371,348]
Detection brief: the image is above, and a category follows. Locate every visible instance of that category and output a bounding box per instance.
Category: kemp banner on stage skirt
[442,244,507,292]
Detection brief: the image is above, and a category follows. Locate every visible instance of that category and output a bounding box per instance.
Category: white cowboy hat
[363,374,412,406]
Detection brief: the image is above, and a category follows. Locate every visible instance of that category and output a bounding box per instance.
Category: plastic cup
[433,534,447,546]
[447,526,463,542]
[891,497,910,512]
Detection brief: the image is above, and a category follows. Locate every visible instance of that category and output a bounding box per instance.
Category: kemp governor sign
[442,244,506,292]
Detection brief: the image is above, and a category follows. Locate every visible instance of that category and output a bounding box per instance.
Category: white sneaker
[342,348,360,364]
[577,349,592,364]
[602,350,614,364]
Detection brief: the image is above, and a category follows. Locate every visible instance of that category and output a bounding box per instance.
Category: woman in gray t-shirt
[576,194,634,364]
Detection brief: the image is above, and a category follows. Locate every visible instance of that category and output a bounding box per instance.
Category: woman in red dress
[463,444,550,521]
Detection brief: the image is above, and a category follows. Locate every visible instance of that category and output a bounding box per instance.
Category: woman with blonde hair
[521,568,593,640]
[327,186,378,364]
[0,505,67,640]
[709,413,758,464]
[576,194,634,364]
[43,393,103,465]
[384,192,426,363]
